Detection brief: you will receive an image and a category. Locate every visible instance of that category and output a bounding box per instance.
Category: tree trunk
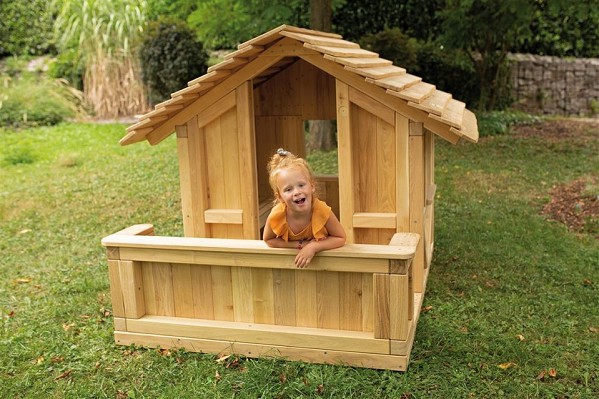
[309,0,335,152]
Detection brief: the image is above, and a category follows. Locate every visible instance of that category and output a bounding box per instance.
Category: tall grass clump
[53,0,149,118]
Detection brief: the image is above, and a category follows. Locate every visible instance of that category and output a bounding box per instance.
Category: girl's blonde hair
[267,148,316,203]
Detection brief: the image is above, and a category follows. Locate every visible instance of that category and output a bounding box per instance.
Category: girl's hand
[295,243,317,268]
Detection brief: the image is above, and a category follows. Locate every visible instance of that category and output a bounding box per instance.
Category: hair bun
[276,148,290,156]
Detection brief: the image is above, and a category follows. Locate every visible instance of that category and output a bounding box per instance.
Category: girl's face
[276,166,315,213]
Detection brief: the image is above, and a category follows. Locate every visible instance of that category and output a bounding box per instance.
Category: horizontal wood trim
[112,224,155,236]
[117,248,391,273]
[126,315,389,354]
[353,213,397,229]
[204,209,243,224]
[348,87,395,126]
[102,231,417,260]
[114,331,406,371]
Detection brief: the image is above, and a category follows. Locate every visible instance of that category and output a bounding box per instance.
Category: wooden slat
[344,65,406,80]
[119,260,145,319]
[116,331,407,371]
[336,80,354,243]
[389,275,409,340]
[204,209,243,225]
[430,98,466,129]
[171,264,195,318]
[389,82,435,103]
[373,274,390,339]
[112,224,155,236]
[389,233,420,248]
[273,269,296,326]
[377,115,396,245]
[211,266,234,321]
[113,317,126,332]
[368,74,422,92]
[108,260,125,317]
[353,213,397,229]
[224,45,264,60]
[190,264,214,319]
[252,268,275,324]
[324,54,393,68]
[231,267,253,322]
[409,132,425,293]
[304,44,377,58]
[281,31,359,48]
[339,272,364,331]
[126,313,392,353]
[317,271,339,329]
[291,269,319,329]
[207,57,247,73]
[187,70,231,86]
[408,90,451,116]
[449,108,479,143]
[170,82,214,98]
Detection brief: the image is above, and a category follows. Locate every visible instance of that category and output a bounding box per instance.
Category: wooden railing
[102,224,419,371]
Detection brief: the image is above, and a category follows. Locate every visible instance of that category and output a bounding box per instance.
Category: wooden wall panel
[409,123,425,293]
[273,269,296,326]
[211,265,234,321]
[191,266,214,319]
[295,270,318,327]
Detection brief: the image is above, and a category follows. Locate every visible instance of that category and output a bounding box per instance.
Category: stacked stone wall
[509,53,599,116]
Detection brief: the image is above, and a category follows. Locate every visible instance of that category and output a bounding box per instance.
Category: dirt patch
[540,177,599,238]
[509,118,599,238]
[513,117,599,142]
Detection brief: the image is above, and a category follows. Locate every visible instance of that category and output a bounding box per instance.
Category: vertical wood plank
[152,262,175,316]
[377,116,397,245]
[119,260,145,319]
[317,271,340,329]
[175,126,194,237]
[252,268,275,324]
[211,266,234,321]
[339,272,363,331]
[231,267,254,322]
[191,265,214,319]
[273,269,296,326]
[295,270,318,327]
[108,260,125,318]
[396,113,410,233]
[141,262,156,315]
[373,273,390,339]
[236,81,260,239]
[390,274,409,340]
[336,79,355,243]
[205,117,228,238]
[409,125,425,293]
[187,117,210,237]
[361,273,374,332]
[171,263,195,318]
[221,107,244,239]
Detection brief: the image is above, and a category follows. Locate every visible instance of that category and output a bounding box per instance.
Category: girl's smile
[276,167,315,213]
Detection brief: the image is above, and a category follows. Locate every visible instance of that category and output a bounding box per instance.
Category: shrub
[47,49,85,90]
[0,69,87,128]
[477,110,543,136]
[0,0,55,57]
[139,18,209,106]
[359,28,419,73]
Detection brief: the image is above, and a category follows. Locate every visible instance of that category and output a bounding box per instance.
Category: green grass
[1,121,598,398]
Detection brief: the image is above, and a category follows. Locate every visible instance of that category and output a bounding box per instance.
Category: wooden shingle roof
[122,25,478,146]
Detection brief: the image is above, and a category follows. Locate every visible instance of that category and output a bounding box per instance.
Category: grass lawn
[1,119,598,398]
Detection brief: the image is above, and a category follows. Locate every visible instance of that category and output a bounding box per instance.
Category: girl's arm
[263,214,297,248]
[295,212,346,268]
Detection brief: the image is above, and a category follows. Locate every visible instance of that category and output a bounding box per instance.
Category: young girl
[263,148,346,268]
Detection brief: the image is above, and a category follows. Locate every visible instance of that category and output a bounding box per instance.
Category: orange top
[268,198,331,242]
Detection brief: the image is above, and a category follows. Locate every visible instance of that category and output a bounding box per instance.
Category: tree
[307,0,336,152]
[439,0,536,111]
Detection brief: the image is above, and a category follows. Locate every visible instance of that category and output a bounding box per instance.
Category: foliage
[0,120,598,397]
[476,110,544,136]
[47,49,86,91]
[53,0,149,117]
[333,0,445,42]
[187,0,310,49]
[439,0,535,111]
[415,41,479,106]
[518,0,599,58]
[139,18,209,105]
[0,0,55,57]
[0,59,87,128]
[359,28,419,73]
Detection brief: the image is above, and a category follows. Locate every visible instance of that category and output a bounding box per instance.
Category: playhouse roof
[122,25,478,146]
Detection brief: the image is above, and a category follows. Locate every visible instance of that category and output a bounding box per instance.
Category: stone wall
[509,53,599,116]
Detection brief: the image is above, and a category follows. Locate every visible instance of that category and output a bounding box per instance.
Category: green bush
[0,0,55,57]
[139,18,209,106]
[359,28,419,73]
[47,49,85,90]
[415,42,479,106]
[0,72,86,128]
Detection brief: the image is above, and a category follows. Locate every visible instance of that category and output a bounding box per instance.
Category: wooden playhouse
[102,25,478,371]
